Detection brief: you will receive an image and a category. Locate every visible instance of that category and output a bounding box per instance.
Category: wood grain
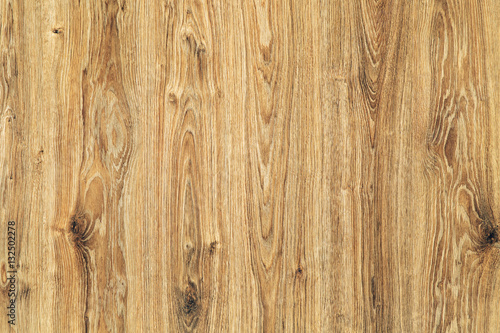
[1,0,500,331]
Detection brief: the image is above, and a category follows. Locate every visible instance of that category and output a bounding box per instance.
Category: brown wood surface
[1,0,500,332]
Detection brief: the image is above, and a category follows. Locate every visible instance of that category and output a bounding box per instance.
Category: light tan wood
[1,0,500,331]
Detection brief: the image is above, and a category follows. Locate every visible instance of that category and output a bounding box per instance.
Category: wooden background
[1,0,500,331]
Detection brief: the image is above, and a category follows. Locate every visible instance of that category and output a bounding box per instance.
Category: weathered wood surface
[1,0,500,331]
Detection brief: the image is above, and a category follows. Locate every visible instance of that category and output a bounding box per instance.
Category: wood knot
[181,29,207,56]
[295,264,304,278]
[34,150,44,165]
[485,227,499,245]
[208,241,218,255]
[477,220,499,249]
[168,93,177,104]
[183,281,198,315]
[69,212,89,242]
[70,219,79,234]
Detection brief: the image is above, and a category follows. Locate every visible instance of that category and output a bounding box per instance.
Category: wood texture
[1,0,500,331]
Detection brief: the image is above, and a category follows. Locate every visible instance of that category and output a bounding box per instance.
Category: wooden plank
[0,0,499,331]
